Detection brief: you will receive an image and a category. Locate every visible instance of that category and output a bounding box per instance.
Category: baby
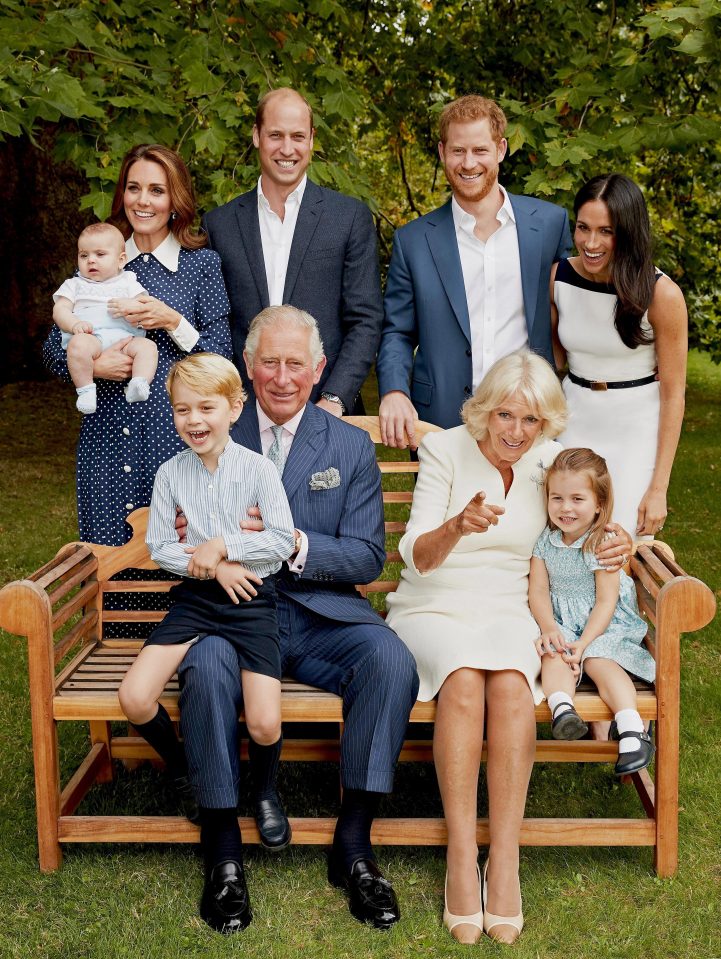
[52,222,158,414]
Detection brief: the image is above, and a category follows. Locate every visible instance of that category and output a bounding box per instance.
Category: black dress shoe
[200,860,252,934]
[328,855,400,930]
[614,729,655,776]
[254,793,292,850]
[174,775,201,825]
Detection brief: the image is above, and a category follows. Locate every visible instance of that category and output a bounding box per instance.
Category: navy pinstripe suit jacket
[231,402,388,626]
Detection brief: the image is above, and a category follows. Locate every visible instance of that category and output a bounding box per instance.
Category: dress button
[122,427,130,436]
[143,254,149,262]
[465,348,472,357]
[126,503,134,510]
[464,386,472,395]
[123,464,132,472]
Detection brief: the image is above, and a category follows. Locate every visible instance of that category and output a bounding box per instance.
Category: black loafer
[614,729,655,776]
[200,860,252,934]
[551,704,588,741]
[174,775,201,825]
[254,794,292,850]
[328,855,400,930]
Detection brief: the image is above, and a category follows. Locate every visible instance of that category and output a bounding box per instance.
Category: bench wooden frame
[0,417,715,875]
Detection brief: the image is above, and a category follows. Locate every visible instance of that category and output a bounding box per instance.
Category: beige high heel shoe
[482,859,524,944]
[443,864,483,944]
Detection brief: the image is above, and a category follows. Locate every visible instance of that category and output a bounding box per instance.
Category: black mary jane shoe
[614,729,655,776]
[551,703,588,741]
[254,793,292,851]
[174,775,201,825]
[200,860,252,934]
[328,855,401,930]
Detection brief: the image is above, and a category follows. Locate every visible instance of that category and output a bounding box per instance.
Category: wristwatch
[321,391,345,414]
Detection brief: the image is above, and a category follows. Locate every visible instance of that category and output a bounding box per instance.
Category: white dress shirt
[452,187,527,389]
[257,175,307,305]
[125,233,200,352]
[257,401,308,572]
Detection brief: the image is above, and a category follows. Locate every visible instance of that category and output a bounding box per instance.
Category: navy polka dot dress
[43,246,232,546]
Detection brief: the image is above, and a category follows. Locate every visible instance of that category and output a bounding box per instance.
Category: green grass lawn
[0,354,719,959]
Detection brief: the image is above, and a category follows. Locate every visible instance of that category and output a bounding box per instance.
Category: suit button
[465,348,472,357]
[464,386,472,396]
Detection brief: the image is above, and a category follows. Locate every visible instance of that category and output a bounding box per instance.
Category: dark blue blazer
[202,180,383,413]
[376,193,572,429]
[231,402,387,626]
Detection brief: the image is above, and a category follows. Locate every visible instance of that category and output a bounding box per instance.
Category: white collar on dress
[548,527,589,550]
[125,232,181,272]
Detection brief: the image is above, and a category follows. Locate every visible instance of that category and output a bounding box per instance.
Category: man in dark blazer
[179,306,419,934]
[202,87,383,417]
[377,94,572,447]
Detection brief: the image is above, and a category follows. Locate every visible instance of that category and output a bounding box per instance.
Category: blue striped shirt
[147,439,295,578]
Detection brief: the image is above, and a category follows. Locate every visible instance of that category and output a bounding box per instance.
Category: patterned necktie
[268,424,286,476]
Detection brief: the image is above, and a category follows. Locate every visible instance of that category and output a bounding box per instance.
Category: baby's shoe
[76,384,97,414]
[125,377,150,403]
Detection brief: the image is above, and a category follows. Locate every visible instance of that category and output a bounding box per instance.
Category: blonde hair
[439,95,507,144]
[244,305,324,367]
[545,448,613,555]
[78,222,125,251]
[461,351,567,441]
[166,353,246,406]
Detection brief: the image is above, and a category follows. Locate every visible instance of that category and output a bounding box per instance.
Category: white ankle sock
[125,377,150,403]
[548,692,574,717]
[615,708,643,753]
[76,384,97,414]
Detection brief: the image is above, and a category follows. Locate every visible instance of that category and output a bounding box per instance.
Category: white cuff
[288,530,309,574]
[167,315,199,353]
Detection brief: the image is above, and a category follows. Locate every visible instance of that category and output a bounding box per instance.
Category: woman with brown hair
[44,144,232,545]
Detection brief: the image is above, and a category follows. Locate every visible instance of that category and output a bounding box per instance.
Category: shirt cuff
[288,530,309,574]
[167,315,199,352]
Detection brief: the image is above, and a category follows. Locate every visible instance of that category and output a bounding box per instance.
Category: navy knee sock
[332,788,381,872]
[133,703,186,779]
[248,735,282,801]
[200,807,243,873]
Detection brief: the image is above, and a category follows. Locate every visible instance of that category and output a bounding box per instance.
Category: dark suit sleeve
[299,432,386,585]
[556,209,572,261]
[375,229,417,398]
[319,202,383,411]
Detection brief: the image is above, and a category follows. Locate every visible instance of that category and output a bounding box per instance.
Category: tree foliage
[0,0,720,373]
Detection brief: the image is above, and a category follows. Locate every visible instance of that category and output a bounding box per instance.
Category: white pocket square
[309,467,340,490]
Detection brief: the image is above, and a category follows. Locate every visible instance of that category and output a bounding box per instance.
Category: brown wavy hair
[439,95,507,144]
[544,448,613,555]
[109,144,206,250]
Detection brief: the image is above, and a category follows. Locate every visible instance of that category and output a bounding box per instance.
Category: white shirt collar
[256,400,305,438]
[257,174,307,213]
[548,527,588,550]
[125,232,181,272]
[451,184,516,235]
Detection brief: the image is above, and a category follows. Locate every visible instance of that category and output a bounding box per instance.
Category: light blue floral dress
[532,526,655,683]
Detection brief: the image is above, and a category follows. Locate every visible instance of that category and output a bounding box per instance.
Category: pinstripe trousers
[178,597,419,808]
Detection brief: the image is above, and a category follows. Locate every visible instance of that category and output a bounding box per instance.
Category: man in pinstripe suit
[178,306,419,933]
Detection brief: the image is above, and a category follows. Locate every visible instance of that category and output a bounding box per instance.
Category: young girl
[529,447,656,776]
[118,353,296,840]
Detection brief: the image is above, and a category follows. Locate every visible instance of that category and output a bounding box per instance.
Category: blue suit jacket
[202,180,383,413]
[231,402,387,626]
[376,193,572,429]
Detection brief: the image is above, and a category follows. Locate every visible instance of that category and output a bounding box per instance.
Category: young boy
[52,222,158,414]
[117,353,296,925]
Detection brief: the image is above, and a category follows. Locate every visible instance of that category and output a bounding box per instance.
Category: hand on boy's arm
[215,560,262,604]
[595,523,633,571]
[185,537,226,579]
[93,340,134,380]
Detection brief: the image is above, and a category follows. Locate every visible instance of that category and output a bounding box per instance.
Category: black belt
[568,371,657,391]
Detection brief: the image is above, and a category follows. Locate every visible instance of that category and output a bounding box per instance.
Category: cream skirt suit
[386,427,562,704]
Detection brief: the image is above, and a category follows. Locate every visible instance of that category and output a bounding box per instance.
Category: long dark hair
[573,174,655,349]
[109,144,206,251]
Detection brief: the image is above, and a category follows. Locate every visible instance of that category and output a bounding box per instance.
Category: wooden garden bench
[0,416,715,875]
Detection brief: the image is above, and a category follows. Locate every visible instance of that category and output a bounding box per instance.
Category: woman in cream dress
[386,351,629,946]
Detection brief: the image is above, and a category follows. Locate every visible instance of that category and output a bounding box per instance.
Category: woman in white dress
[386,352,629,945]
[551,174,687,538]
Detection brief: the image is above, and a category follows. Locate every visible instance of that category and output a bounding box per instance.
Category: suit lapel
[510,194,542,338]
[282,403,327,501]
[234,189,270,308]
[425,202,471,343]
[283,181,323,302]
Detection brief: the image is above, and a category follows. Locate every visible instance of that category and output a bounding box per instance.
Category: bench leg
[89,721,115,784]
[33,716,62,872]
[653,716,679,877]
